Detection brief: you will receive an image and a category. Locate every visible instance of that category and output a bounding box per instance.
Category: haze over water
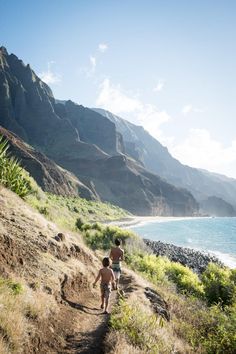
[130,217,236,268]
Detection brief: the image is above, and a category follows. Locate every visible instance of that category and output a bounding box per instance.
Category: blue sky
[1,0,236,178]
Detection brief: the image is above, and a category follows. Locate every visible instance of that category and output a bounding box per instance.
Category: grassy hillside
[26,192,130,230]
[0,135,235,353]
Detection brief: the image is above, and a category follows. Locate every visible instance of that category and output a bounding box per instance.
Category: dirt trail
[59,270,136,354]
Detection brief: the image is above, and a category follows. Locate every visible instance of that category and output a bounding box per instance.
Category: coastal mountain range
[93,108,236,216]
[0,46,235,216]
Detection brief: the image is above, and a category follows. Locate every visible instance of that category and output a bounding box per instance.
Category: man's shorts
[100,283,111,299]
[111,262,121,280]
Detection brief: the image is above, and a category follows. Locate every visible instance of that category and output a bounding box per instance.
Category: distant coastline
[106,216,233,272]
[105,215,209,228]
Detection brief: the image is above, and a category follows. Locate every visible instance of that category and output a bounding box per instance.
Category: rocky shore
[144,239,223,273]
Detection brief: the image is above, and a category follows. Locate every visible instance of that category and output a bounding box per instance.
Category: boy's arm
[93,270,101,287]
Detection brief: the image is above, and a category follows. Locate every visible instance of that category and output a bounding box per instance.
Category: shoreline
[105,215,206,228]
[144,239,224,273]
[106,215,234,272]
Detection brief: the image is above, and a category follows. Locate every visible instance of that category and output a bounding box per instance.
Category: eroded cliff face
[55,100,122,155]
[94,108,236,215]
[0,47,199,216]
[0,126,95,199]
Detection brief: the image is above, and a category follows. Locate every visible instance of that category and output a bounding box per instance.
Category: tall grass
[0,277,57,353]
[0,135,32,198]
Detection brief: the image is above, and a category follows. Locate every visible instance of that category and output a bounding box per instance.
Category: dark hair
[115,238,121,246]
[102,257,110,267]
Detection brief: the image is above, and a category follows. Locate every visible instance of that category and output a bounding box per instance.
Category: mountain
[93,108,236,215]
[200,196,236,217]
[0,125,95,199]
[0,46,198,216]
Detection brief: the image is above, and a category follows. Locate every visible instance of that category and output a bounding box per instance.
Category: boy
[93,257,115,314]
[109,238,124,290]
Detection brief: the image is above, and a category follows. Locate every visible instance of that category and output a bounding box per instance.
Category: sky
[1,0,236,178]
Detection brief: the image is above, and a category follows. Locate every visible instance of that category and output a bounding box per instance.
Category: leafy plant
[110,297,161,352]
[0,135,32,197]
[202,263,236,306]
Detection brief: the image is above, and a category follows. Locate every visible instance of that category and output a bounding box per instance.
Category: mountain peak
[0,46,8,56]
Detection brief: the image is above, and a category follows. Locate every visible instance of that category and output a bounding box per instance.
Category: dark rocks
[145,239,223,273]
[54,233,66,242]
[144,287,170,321]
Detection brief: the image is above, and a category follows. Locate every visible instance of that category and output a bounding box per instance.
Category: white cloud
[96,78,171,141]
[153,80,165,92]
[96,78,142,113]
[95,79,236,177]
[98,43,108,53]
[182,104,193,115]
[89,56,96,72]
[38,62,61,85]
[182,104,205,115]
[170,128,236,178]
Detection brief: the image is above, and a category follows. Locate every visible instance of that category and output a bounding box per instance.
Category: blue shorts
[111,263,121,279]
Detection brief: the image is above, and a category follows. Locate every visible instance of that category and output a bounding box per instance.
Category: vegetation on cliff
[0,139,235,353]
[0,135,32,197]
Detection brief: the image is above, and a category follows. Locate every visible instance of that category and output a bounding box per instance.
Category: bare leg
[104,296,109,313]
[101,294,105,309]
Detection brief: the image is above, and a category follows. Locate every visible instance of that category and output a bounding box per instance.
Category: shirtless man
[93,257,115,314]
[109,238,124,290]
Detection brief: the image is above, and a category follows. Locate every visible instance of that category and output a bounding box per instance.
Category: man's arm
[109,248,114,260]
[93,270,101,287]
[120,249,124,261]
[110,269,116,286]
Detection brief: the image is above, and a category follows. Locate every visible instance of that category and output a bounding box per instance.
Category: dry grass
[105,332,144,354]
[0,278,58,353]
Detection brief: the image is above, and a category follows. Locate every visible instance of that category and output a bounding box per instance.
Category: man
[109,238,124,290]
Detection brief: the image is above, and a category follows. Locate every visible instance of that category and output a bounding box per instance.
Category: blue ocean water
[130,217,236,268]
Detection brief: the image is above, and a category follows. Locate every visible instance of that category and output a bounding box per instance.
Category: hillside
[1,184,236,353]
[0,187,185,353]
[93,108,236,216]
[0,46,198,216]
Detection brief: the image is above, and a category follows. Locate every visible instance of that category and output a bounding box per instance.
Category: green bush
[82,224,138,251]
[166,262,204,296]
[202,263,236,306]
[0,278,23,295]
[75,217,85,230]
[0,135,32,198]
[110,297,161,352]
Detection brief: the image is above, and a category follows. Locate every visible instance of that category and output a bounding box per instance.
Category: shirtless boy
[93,257,115,314]
[109,238,124,290]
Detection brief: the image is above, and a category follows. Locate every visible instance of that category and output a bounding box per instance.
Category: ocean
[129,217,236,268]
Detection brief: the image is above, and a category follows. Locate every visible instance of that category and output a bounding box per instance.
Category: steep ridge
[0,125,95,199]
[0,186,171,354]
[93,108,236,215]
[57,154,198,216]
[0,46,198,216]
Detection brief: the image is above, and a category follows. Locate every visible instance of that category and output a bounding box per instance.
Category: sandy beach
[105,215,206,228]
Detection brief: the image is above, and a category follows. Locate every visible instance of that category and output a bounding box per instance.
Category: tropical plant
[0,135,32,197]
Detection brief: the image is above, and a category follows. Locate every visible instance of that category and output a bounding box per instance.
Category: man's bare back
[110,246,124,263]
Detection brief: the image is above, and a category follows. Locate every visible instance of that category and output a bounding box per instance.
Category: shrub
[0,135,33,198]
[110,297,161,352]
[75,217,85,230]
[166,262,204,296]
[202,263,236,306]
[82,224,139,251]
